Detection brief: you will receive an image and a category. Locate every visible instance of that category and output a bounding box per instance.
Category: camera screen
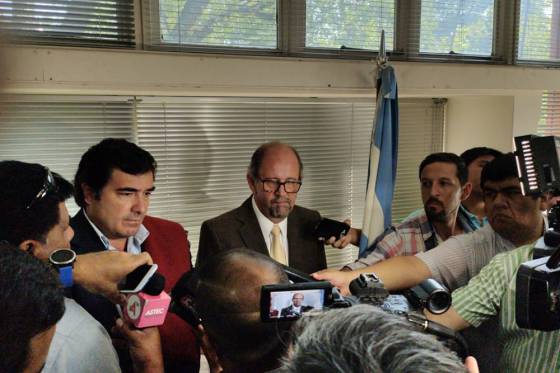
[267,288,325,319]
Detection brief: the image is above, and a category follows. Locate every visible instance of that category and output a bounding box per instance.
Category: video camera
[514,135,560,330]
[169,263,467,357]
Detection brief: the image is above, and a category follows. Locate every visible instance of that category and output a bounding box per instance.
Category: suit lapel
[70,209,105,254]
[236,197,269,256]
[287,207,304,268]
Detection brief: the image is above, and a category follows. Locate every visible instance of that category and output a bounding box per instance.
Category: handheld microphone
[169,270,201,329]
[124,272,171,328]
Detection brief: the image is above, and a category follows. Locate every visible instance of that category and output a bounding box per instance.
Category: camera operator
[279,304,478,373]
[194,248,294,373]
[426,241,560,372]
[0,160,158,372]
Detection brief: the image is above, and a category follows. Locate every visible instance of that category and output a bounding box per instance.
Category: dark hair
[460,147,503,167]
[196,249,291,373]
[248,142,303,180]
[418,152,468,185]
[0,161,73,246]
[74,138,157,207]
[0,243,65,373]
[480,153,518,190]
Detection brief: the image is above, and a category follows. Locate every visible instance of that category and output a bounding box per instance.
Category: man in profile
[197,142,328,273]
[280,293,313,318]
[70,138,198,372]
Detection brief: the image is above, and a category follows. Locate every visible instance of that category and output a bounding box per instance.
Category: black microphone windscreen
[143,272,165,295]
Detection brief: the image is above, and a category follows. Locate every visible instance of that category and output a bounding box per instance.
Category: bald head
[196,249,291,372]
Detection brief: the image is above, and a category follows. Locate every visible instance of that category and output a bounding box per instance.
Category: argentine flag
[358,65,399,257]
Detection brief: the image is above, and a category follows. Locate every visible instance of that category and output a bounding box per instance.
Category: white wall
[445,96,514,154]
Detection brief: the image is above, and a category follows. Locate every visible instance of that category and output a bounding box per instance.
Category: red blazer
[143,216,200,364]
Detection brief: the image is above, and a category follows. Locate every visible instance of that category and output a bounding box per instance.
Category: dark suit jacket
[70,209,199,372]
[196,197,327,273]
[280,305,314,317]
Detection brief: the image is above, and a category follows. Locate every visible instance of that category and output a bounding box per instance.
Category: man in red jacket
[70,138,199,373]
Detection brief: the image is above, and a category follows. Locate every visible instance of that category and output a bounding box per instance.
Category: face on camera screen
[268,289,325,319]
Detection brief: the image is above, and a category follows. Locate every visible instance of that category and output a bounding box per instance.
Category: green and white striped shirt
[453,244,560,373]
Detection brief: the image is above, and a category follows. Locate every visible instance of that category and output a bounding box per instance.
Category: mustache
[425,197,444,208]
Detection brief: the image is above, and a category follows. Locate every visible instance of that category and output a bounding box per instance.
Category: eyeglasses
[482,187,523,203]
[258,178,302,193]
[26,167,58,209]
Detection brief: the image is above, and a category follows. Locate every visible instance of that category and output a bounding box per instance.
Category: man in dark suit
[280,293,314,318]
[70,138,199,373]
[196,142,327,274]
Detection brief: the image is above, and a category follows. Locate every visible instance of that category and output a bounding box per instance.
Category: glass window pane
[420,0,495,55]
[158,0,277,48]
[0,0,135,47]
[517,0,560,62]
[305,0,395,51]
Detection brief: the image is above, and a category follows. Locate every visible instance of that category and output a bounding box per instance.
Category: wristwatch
[49,248,77,287]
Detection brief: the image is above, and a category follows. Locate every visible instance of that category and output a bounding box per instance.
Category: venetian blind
[0,0,135,47]
[0,95,135,214]
[0,95,444,269]
[142,0,277,50]
[409,0,496,56]
[516,0,560,63]
[536,91,560,136]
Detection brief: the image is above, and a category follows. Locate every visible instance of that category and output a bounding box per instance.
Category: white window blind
[0,0,135,47]
[416,0,495,56]
[536,91,560,135]
[392,98,445,223]
[0,95,135,214]
[305,0,395,51]
[0,95,444,269]
[143,0,277,49]
[517,0,560,63]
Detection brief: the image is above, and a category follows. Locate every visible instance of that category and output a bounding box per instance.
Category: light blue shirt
[83,211,149,254]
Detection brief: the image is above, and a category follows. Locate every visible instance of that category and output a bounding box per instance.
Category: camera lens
[427,290,451,314]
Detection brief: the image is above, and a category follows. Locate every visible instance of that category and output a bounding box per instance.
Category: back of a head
[0,243,65,373]
[280,304,466,373]
[0,160,73,246]
[480,153,517,189]
[418,152,468,185]
[196,249,291,372]
[74,138,157,208]
[460,147,503,167]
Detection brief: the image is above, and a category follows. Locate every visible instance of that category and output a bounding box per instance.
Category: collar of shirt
[458,204,487,231]
[83,210,149,254]
[251,197,289,259]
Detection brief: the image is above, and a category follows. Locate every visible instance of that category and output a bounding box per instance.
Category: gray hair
[279,304,466,373]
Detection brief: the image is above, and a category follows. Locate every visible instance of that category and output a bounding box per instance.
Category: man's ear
[460,182,473,202]
[539,195,549,211]
[18,239,41,258]
[82,183,96,205]
[247,174,257,194]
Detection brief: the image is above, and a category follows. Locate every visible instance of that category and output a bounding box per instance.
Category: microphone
[169,270,201,328]
[124,272,171,328]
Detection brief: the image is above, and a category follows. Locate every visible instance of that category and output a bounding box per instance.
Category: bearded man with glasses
[197,142,328,273]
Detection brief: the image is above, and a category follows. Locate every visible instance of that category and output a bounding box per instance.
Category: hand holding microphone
[120,264,171,328]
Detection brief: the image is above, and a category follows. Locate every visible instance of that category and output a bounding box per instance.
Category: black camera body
[514,134,560,331]
[516,255,560,331]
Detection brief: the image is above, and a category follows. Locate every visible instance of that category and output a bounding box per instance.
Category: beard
[424,198,447,222]
[268,197,293,219]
